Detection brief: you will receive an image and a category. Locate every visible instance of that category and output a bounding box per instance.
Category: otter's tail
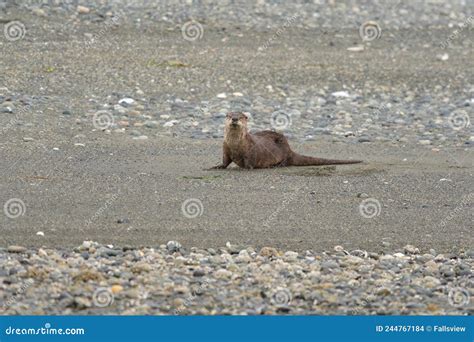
[291,153,362,166]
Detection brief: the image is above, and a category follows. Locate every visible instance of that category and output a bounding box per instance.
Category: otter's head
[225,112,248,132]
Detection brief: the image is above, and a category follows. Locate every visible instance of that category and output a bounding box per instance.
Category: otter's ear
[242,112,249,120]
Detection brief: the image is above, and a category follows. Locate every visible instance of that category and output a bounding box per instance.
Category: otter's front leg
[210,146,232,169]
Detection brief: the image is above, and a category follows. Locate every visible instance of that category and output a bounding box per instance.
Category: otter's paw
[204,164,227,171]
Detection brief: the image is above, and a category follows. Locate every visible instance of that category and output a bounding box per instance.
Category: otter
[211,112,362,169]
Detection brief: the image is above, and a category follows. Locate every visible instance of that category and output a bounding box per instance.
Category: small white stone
[404,244,420,254]
[118,98,135,106]
[419,140,431,145]
[160,115,170,119]
[283,251,299,261]
[233,92,244,97]
[436,53,449,61]
[216,93,227,99]
[32,8,46,16]
[36,231,45,237]
[77,5,90,14]
[163,120,179,127]
[74,143,85,147]
[347,46,364,52]
[331,91,350,98]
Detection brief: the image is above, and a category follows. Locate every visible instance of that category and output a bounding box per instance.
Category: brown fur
[211,112,362,169]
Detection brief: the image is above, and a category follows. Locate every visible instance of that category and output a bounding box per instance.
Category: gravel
[1,241,472,315]
[1,1,473,146]
[0,0,473,316]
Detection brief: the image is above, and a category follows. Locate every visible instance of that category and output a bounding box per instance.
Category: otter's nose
[232,117,239,123]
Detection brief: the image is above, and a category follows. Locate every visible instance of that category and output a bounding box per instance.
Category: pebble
[331,91,350,98]
[98,247,121,257]
[214,269,232,279]
[436,53,449,61]
[132,135,148,140]
[118,98,135,106]
[111,285,124,294]
[283,251,299,261]
[163,120,179,127]
[7,246,27,253]
[144,120,159,128]
[74,297,92,308]
[193,269,206,277]
[403,245,420,254]
[259,247,278,257]
[347,46,364,52]
[321,260,339,270]
[77,5,90,14]
[167,241,182,253]
[32,8,46,17]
